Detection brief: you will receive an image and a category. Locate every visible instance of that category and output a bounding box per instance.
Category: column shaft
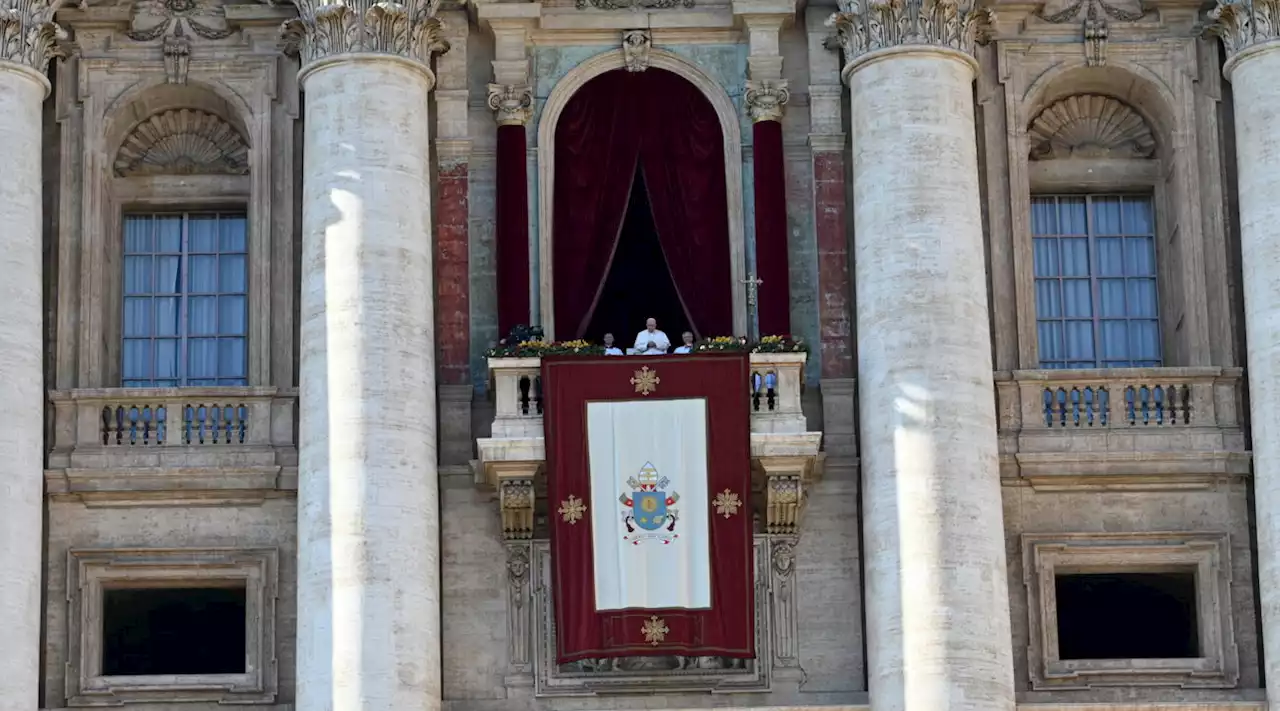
[848,49,1014,711]
[1226,44,1280,710]
[0,62,48,711]
[296,55,440,711]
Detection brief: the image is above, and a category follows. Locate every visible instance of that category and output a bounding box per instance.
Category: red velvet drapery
[553,69,734,339]
[752,119,792,336]
[496,124,531,335]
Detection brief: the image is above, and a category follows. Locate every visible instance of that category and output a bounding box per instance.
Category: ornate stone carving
[765,473,803,534]
[114,108,249,177]
[1210,0,1280,60]
[499,476,535,539]
[578,0,693,9]
[0,0,67,72]
[825,0,993,71]
[769,536,800,672]
[487,83,532,127]
[281,0,450,67]
[163,33,191,83]
[128,0,232,42]
[1028,94,1155,160]
[745,79,790,123]
[1037,0,1144,67]
[506,542,533,676]
[621,29,651,73]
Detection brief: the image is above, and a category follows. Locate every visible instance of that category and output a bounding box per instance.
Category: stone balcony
[476,352,824,538]
[995,367,1250,491]
[45,387,299,502]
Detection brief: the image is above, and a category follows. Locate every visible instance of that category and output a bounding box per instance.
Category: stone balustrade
[995,368,1248,487]
[47,386,298,475]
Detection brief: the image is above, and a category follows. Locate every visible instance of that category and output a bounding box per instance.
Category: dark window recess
[1055,572,1199,660]
[102,586,247,676]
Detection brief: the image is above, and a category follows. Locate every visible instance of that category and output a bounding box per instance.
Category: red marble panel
[436,160,471,386]
[813,151,854,379]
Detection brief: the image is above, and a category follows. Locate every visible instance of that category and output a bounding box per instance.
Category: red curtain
[553,69,733,339]
[543,354,755,662]
[496,124,531,334]
[752,120,792,336]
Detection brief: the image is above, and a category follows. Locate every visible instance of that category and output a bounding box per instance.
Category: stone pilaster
[828,1,1013,709]
[1209,2,1280,708]
[0,3,61,710]
[284,3,447,711]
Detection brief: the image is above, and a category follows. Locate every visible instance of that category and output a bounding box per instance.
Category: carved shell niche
[114,108,249,177]
[1028,95,1156,161]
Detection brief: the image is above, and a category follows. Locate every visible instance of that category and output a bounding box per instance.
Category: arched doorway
[551,67,735,343]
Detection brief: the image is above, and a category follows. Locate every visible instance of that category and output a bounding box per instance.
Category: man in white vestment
[602,333,624,355]
[633,318,671,354]
[673,331,695,354]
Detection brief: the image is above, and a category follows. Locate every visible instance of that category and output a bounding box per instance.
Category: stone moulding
[1209,0,1280,61]
[824,0,993,75]
[280,0,450,67]
[114,108,250,176]
[1028,94,1156,160]
[0,0,67,73]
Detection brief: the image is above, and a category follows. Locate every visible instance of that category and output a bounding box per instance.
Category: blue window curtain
[122,213,248,387]
[1032,195,1161,369]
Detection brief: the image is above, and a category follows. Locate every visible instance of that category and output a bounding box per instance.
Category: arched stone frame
[79,78,277,388]
[1004,59,1217,370]
[535,48,748,340]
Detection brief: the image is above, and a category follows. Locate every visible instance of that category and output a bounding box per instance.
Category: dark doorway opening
[1055,571,1200,659]
[584,169,691,346]
[102,586,248,676]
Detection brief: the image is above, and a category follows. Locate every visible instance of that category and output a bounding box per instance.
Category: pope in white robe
[634,318,670,354]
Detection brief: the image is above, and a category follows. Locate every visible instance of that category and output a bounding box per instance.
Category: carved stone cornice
[281,0,450,70]
[488,83,533,127]
[0,0,66,73]
[1210,0,1280,66]
[745,79,790,123]
[825,0,992,78]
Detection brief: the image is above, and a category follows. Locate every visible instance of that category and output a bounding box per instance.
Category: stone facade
[0,0,1275,708]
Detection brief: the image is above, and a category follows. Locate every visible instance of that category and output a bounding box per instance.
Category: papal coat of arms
[618,462,680,545]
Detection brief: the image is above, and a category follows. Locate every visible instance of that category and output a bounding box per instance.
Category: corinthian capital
[487,83,532,126]
[745,79,790,123]
[1209,0,1279,61]
[0,0,67,73]
[825,0,992,74]
[281,0,450,68]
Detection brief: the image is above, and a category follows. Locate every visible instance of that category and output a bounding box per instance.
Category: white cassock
[634,329,671,354]
[673,345,693,354]
[604,347,624,355]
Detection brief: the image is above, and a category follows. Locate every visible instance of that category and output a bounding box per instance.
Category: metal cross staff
[741,274,763,340]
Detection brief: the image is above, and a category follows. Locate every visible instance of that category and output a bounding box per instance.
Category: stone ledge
[1001,450,1252,491]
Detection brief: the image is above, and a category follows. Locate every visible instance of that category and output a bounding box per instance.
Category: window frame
[1030,192,1163,369]
[121,211,250,388]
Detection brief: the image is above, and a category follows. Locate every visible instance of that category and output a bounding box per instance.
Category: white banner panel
[587,398,711,611]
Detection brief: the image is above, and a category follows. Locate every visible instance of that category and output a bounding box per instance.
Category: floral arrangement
[694,336,749,352]
[750,334,808,353]
[485,325,807,358]
[486,338,604,358]
[695,334,809,354]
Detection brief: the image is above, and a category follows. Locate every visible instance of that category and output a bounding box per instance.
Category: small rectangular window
[122,212,248,387]
[1055,571,1199,660]
[1031,195,1161,368]
[102,585,248,676]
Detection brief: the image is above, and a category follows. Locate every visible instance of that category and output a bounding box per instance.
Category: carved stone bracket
[1036,0,1144,67]
[755,456,817,535]
[622,29,651,72]
[0,0,67,73]
[281,0,450,69]
[745,79,790,123]
[487,83,533,127]
[1210,0,1280,61]
[825,0,992,75]
[163,33,191,84]
[500,474,536,540]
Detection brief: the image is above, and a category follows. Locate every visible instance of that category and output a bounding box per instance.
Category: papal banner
[543,354,754,663]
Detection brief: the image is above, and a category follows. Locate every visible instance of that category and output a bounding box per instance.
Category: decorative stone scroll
[745,79,790,123]
[114,108,249,177]
[1028,94,1155,160]
[0,0,67,72]
[825,0,993,71]
[500,476,535,539]
[487,83,532,127]
[281,0,450,67]
[1037,0,1145,67]
[622,29,651,73]
[1210,0,1280,59]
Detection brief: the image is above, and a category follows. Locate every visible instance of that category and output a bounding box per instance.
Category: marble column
[1210,2,1280,707]
[282,4,448,711]
[0,5,61,711]
[828,1,1014,709]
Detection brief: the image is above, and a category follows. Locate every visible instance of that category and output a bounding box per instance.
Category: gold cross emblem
[713,489,742,518]
[630,366,660,396]
[558,495,586,524]
[641,615,669,645]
